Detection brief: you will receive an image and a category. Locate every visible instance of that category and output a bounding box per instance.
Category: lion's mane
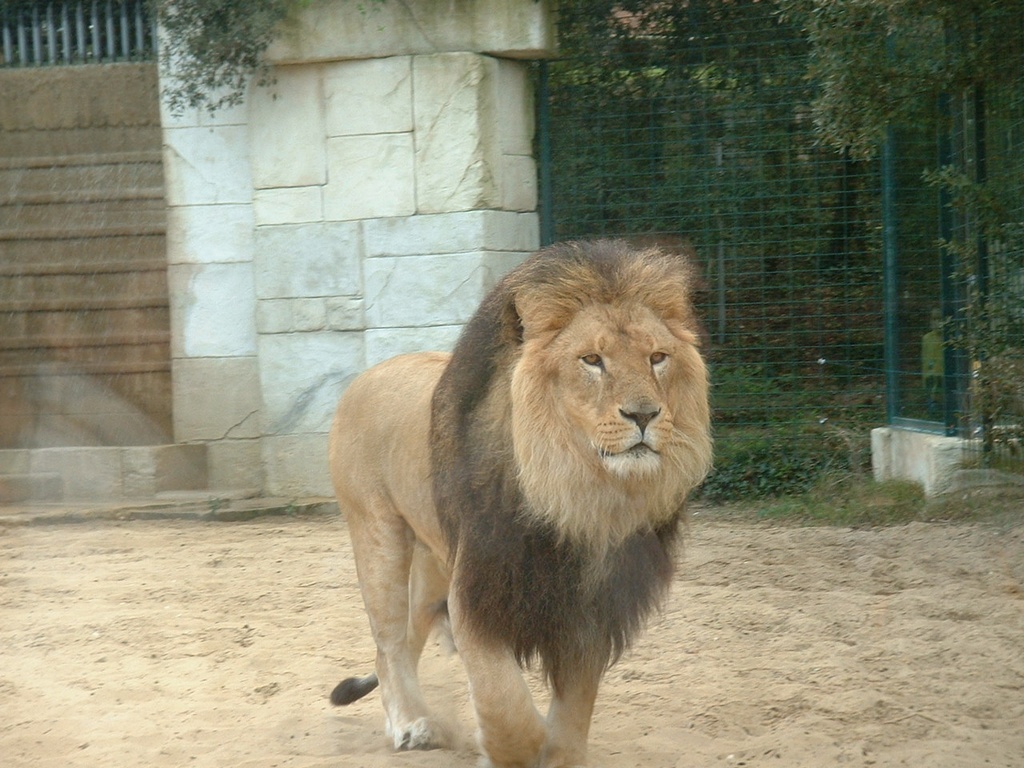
[429,239,712,691]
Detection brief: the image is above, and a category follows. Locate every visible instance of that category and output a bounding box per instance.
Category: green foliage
[151,0,301,115]
[699,426,866,503]
[925,165,1024,450]
[754,478,927,526]
[709,474,1024,527]
[778,0,1024,158]
[548,1,888,465]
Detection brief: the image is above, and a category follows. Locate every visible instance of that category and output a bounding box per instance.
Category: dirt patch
[1,514,1022,767]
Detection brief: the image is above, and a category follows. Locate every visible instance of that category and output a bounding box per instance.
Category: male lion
[328,239,713,767]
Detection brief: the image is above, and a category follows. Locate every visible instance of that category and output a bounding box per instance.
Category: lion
[327,239,713,767]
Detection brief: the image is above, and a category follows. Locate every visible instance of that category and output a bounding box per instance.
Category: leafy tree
[778,0,1024,158]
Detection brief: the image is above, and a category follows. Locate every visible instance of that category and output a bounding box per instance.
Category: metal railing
[1,1,155,66]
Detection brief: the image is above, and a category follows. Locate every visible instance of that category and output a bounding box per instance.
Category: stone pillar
[161,97,264,492]
[160,0,555,496]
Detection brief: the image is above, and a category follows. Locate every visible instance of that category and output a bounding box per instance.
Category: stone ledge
[0,494,337,527]
[266,0,556,64]
[0,444,208,503]
[871,427,963,496]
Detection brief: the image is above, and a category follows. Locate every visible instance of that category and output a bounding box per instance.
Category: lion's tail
[329,673,379,706]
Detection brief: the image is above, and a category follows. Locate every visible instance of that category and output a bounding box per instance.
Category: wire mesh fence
[540,3,1019,495]
[538,7,887,498]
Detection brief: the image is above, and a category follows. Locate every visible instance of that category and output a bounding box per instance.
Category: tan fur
[329,241,713,767]
[511,300,712,552]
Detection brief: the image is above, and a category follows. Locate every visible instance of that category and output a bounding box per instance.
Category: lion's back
[329,352,450,546]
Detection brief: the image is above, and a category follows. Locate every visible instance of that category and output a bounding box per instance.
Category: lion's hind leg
[343,497,451,751]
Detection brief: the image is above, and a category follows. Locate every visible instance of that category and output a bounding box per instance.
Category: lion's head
[506,240,712,550]
[434,239,712,553]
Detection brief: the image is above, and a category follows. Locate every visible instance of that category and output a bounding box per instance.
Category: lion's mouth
[601,442,657,459]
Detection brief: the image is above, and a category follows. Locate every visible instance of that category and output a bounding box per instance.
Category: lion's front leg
[449,594,546,768]
[539,662,604,768]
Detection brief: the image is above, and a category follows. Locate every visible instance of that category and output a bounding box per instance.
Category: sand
[1,512,1022,767]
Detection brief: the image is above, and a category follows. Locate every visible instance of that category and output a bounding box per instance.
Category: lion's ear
[513,287,580,341]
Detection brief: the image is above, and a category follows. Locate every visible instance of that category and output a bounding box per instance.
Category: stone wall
[161,0,555,496]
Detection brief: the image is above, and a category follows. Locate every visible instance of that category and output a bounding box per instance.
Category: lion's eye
[581,353,603,369]
[650,352,668,366]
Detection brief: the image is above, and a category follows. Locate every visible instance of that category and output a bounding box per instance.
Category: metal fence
[537,8,886,497]
[0,0,155,66]
[537,4,1024,496]
[885,79,1024,477]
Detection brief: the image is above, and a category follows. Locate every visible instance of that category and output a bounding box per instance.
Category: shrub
[699,427,863,503]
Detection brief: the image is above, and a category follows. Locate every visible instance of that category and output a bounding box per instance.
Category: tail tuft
[329,674,379,706]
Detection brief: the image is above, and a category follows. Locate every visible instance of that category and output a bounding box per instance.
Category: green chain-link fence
[537,3,1024,499]
[538,7,885,499]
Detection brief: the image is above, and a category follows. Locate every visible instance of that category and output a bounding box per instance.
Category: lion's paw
[387,716,450,751]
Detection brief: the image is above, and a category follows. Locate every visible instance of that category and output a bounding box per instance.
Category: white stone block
[258,331,365,435]
[254,222,363,298]
[265,0,556,64]
[292,299,329,331]
[365,326,463,366]
[324,57,413,136]
[324,134,416,221]
[32,447,122,501]
[365,252,490,328]
[256,299,294,334]
[166,204,255,265]
[364,210,539,257]
[870,427,892,483]
[168,263,258,358]
[122,444,208,497]
[484,210,540,252]
[256,298,330,334]
[495,59,534,155]
[326,297,365,330]
[253,186,324,226]
[413,53,499,213]
[482,250,531,288]
[870,426,966,496]
[206,439,264,491]
[172,357,261,441]
[249,65,326,188]
[163,125,253,206]
[501,153,538,211]
[262,433,332,497]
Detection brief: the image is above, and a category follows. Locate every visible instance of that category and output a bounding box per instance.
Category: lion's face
[509,299,712,549]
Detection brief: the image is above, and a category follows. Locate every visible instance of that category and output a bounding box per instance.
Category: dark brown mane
[429,240,694,691]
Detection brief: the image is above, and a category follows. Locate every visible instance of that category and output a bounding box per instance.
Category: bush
[699,427,862,503]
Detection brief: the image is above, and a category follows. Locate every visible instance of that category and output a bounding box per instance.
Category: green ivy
[150,0,299,115]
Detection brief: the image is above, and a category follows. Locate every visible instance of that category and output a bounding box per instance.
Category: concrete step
[0,444,209,502]
[0,472,63,503]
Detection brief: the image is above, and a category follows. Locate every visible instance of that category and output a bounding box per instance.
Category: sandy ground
[1,511,1022,768]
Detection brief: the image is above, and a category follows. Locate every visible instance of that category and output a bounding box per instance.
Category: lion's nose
[620,405,661,434]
